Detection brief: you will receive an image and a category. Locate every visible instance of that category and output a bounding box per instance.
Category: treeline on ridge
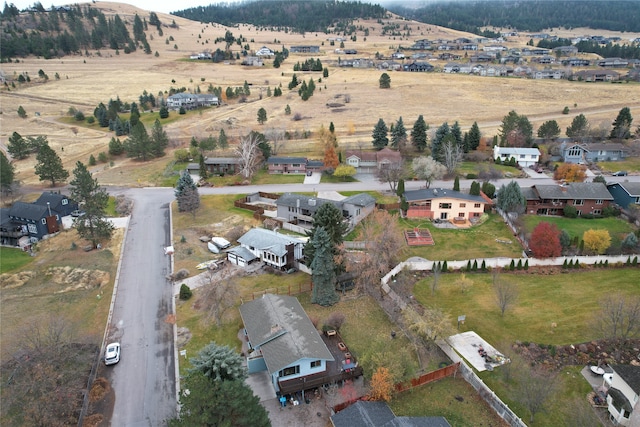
[172,0,387,34]
[0,4,158,60]
[389,1,640,34]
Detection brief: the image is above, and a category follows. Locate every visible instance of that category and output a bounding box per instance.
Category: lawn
[456,161,523,178]
[522,215,635,246]
[0,247,34,273]
[597,159,640,173]
[389,376,509,427]
[412,268,639,346]
[399,214,523,260]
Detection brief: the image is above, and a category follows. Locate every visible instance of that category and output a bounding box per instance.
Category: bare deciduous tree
[441,139,463,174]
[376,161,406,193]
[515,366,559,423]
[493,269,518,317]
[234,132,263,181]
[412,156,446,189]
[431,264,441,295]
[403,305,455,348]
[198,265,239,326]
[593,293,640,340]
[264,127,286,155]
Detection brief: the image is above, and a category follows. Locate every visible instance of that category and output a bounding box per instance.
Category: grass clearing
[522,215,634,246]
[0,247,34,273]
[597,160,640,173]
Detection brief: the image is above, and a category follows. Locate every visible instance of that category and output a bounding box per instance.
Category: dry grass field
[2,2,639,188]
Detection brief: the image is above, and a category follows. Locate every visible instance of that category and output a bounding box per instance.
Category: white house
[603,365,640,426]
[493,146,540,167]
[166,93,219,110]
[255,46,275,57]
[227,228,304,269]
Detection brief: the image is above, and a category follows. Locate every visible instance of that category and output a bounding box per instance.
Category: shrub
[98,152,108,163]
[466,260,471,271]
[293,112,303,121]
[466,173,477,179]
[87,116,95,124]
[179,284,192,300]
[524,259,529,270]
[517,259,523,270]
[563,259,568,269]
[179,106,186,115]
[74,111,85,121]
[170,268,189,281]
[442,260,448,272]
[472,260,478,271]
[481,260,486,271]
[88,154,96,166]
[509,260,515,271]
[564,205,577,218]
[325,312,346,331]
[604,259,609,268]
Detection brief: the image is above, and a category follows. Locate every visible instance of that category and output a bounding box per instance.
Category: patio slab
[447,331,509,372]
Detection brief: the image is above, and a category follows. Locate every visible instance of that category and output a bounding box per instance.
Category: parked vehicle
[71,210,85,217]
[612,171,628,176]
[105,342,121,365]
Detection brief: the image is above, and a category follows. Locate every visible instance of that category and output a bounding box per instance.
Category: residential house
[345,147,402,173]
[523,183,613,216]
[532,55,556,64]
[438,52,461,61]
[602,365,640,426]
[239,294,335,394]
[561,142,628,164]
[186,157,242,176]
[561,57,590,66]
[34,191,78,217]
[276,192,376,229]
[493,146,540,167]
[411,39,432,50]
[3,201,61,244]
[331,401,451,427]
[344,49,358,55]
[607,182,640,209]
[521,47,551,56]
[403,62,434,72]
[189,52,212,60]
[378,60,402,71]
[166,93,218,110]
[391,51,405,59]
[470,53,495,63]
[241,56,263,66]
[443,62,472,73]
[267,157,308,174]
[534,69,565,79]
[552,45,579,56]
[598,57,629,68]
[403,188,487,220]
[573,69,620,81]
[290,45,320,53]
[227,228,304,269]
[255,46,275,57]
[483,45,507,52]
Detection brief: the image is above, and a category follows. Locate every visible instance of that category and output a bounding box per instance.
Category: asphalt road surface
[107,188,176,427]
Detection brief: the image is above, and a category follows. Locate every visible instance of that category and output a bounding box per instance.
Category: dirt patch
[47,266,110,292]
[89,377,111,402]
[85,374,115,427]
[0,270,37,289]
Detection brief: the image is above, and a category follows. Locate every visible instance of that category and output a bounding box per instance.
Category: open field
[2,2,639,189]
[522,215,635,247]
[0,247,34,273]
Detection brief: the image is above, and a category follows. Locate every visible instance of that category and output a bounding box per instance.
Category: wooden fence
[394,362,460,393]
[251,282,313,299]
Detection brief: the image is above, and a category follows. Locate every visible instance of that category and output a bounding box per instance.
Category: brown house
[523,183,613,216]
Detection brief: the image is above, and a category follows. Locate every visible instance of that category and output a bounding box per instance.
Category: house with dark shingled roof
[603,365,640,426]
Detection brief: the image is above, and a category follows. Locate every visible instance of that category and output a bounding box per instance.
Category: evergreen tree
[468,121,481,151]
[257,107,267,124]
[17,105,27,118]
[610,107,633,139]
[310,227,339,306]
[391,116,407,149]
[566,114,589,140]
[129,102,140,127]
[396,178,405,197]
[69,161,114,248]
[218,129,228,148]
[432,122,450,161]
[469,181,481,195]
[537,120,561,140]
[7,131,29,160]
[34,143,69,186]
[499,110,533,147]
[0,151,15,195]
[149,119,168,157]
[159,105,169,119]
[451,121,463,148]
[411,115,428,151]
[379,72,391,88]
[199,154,208,179]
[497,181,526,215]
[453,176,460,191]
[304,202,347,268]
[108,137,124,156]
[329,121,335,133]
[175,170,200,216]
[188,342,246,382]
[284,104,291,115]
[124,122,152,160]
[372,118,389,150]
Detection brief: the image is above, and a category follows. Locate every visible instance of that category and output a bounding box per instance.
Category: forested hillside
[389,1,640,33]
[0,4,157,60]
[172,0,387,34]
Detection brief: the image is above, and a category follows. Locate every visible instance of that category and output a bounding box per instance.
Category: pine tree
[610,107,633,139]
[199,154,208,179]
[391,116,407,149]
[453,176,460,191]
[175,170,200,217]
[372,118,389,150]
[0,151,15,195]
[70,161,114,248]
[124,122,152,161]
[411,115,428,152]
[379,72,391,88]
[150,119,168,157]
[34,143,69,186]
[188,342,246,382]
[17,105,27,118]
[396,178,405,197]
[257,107,267,124]
[304,202,347,268]
[218,129,228,148]
[7,131,29,160]
[468,121,481,150]
[310,227,339,306]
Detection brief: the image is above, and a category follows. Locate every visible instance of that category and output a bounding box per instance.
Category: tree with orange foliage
[554,163,586,182]
[369,366,393,402]
[324,144,339,170]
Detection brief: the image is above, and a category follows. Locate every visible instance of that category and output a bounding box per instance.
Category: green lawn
[0,247,34,273]
[399,214,523,260]
[523,215,634,246]
[457,161,523,178]
[412,268,639,347]
[597,159,640,173]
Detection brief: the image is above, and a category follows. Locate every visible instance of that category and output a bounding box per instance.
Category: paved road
[107,188,176,427]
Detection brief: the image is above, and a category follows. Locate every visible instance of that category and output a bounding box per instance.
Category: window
[310,360,321,368]
[28,224,37,234]
[62,199,68,205]
[41,218,46,224]
[292,163,300,167]
[439,203,451,209]
[459,203,466,208]
[458,212,465,218]
[520,154,525,159]
[440,212,448,220]
[593,209,602,215]
[474,203,481,208]
[596,199,603,205]
[577,210,582,216]
[279,365,300,378]
[574,199,584,206]
[472,212,481,217]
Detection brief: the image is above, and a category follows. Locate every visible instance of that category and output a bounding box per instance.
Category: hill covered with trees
[389,0,640,33]
[172,0,387,34]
